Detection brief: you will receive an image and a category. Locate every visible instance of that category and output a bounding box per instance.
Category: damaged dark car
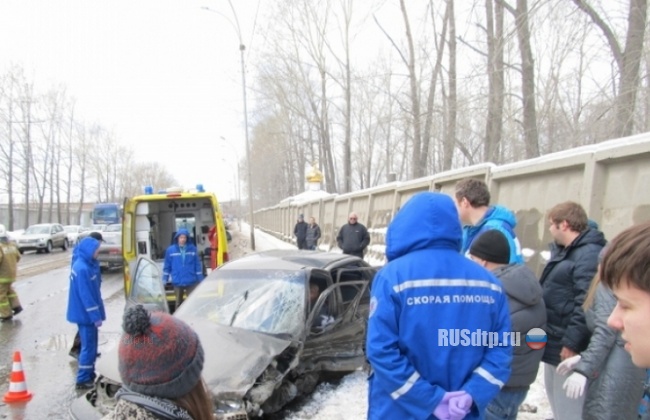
[69,249,377,419]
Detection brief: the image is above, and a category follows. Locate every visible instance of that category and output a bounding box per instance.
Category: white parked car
[64,225,89,246]
[7,229,24,243]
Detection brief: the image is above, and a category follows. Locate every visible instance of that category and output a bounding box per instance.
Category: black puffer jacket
[294,221,308,241]
[540,228,606,366]
[492,263,547,388]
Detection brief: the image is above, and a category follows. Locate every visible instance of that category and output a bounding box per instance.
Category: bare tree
[485,0,505,162]
[421,0,449,172]
[16,83,36,227]
[443,0,458,170]
[500,0,540,158]
[325,0,355,193]
[399,0,423,178]
[62,100,77,225]
[572,0,648,138]
[0,67,25,230]
[284,0,338,192]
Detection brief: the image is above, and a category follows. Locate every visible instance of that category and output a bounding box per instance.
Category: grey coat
[492,263,546,388]
[305,224,321,248]
[575,283,645,420]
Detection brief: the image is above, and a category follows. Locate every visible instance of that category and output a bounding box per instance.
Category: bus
[121,185,229,311]
[92,202,121,226]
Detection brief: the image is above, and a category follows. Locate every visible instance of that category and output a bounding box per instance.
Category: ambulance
[121,184,229,311]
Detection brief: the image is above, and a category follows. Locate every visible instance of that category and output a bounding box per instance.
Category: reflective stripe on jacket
[367,193,512,420]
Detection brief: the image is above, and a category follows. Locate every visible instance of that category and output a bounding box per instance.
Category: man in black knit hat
[469,230,547,420]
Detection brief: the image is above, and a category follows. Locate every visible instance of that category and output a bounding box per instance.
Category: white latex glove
[556,355,581,375]
[562,372,587,399]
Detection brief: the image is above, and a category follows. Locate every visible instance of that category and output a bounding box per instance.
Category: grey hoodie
[492,263,547,388]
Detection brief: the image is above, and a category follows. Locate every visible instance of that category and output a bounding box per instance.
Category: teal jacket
[462,205,524,264]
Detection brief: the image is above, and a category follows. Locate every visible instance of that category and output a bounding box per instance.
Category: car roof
[217,249,365,272]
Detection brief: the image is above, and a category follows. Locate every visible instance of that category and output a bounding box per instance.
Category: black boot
[12,306,23,315]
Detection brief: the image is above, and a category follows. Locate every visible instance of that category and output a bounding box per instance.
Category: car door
[126,256,169,314]
[303,281,370,373]
[331,265,378,319]
[302,265,376,373]
[54,224,65,246]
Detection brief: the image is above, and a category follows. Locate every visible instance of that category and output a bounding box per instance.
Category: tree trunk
[399,0,423,179]
[616,0,648,137]
[3,102,16,230]
[421,0,449,174]
[22,97,32,228]
[343,5,352,193]
[485,0,505,162]
[320,68,337,193]
[513,0,540,158]
[572,0,648,138]
[443,0,457,171]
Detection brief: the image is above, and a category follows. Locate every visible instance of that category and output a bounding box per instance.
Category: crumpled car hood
[97,317,293,399]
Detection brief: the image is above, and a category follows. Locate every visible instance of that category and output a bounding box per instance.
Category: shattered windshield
[175,269,306,338]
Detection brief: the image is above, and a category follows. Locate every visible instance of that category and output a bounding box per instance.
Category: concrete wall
[254,132,650,273]
[0,204,93,230]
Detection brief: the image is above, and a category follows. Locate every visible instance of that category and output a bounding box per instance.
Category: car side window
[331,266,376,313]
[129,259,167,313]
[308,285,336,334]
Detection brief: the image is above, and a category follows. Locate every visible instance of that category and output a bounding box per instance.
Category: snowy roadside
[282,368,551,420]
[240,224,552,419]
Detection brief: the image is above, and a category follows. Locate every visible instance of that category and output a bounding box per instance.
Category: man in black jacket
[540,201,605,420]
[293,214,308,250]
[470,230,546,420]
[336,212,370,258]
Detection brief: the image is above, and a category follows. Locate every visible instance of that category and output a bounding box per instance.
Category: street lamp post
[202,3,255,250]
[239,42,256,250]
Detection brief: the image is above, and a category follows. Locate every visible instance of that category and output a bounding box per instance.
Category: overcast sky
[0,0,265,201]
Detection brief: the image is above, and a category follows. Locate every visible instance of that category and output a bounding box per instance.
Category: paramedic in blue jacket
[454,178,524,264]
[66,236,105,390]
[69,231,104,360]
[366,192,512,420]
[162,228,204,307]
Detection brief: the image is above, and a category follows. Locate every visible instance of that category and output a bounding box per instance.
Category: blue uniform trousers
[76,323,98,384]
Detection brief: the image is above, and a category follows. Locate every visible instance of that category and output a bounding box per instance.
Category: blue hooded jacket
[366,192,512,420]
[162,228,204,287]
[67,237,105,325]
[72,241,101,282]
[462,205,524,264]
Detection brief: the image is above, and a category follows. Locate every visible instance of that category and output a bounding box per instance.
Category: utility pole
[202,3,256,250]
[239,43,255,250]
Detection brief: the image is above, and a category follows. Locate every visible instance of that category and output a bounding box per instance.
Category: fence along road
[255,132,650,275]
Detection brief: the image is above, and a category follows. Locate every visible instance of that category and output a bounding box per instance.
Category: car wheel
[62,239,68,251]
[46,241,53,253]
[19,249,24,255]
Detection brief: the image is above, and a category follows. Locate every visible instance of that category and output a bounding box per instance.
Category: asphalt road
[0,227,251,418]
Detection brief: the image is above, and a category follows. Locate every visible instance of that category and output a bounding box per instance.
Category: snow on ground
[245,225,552,419]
